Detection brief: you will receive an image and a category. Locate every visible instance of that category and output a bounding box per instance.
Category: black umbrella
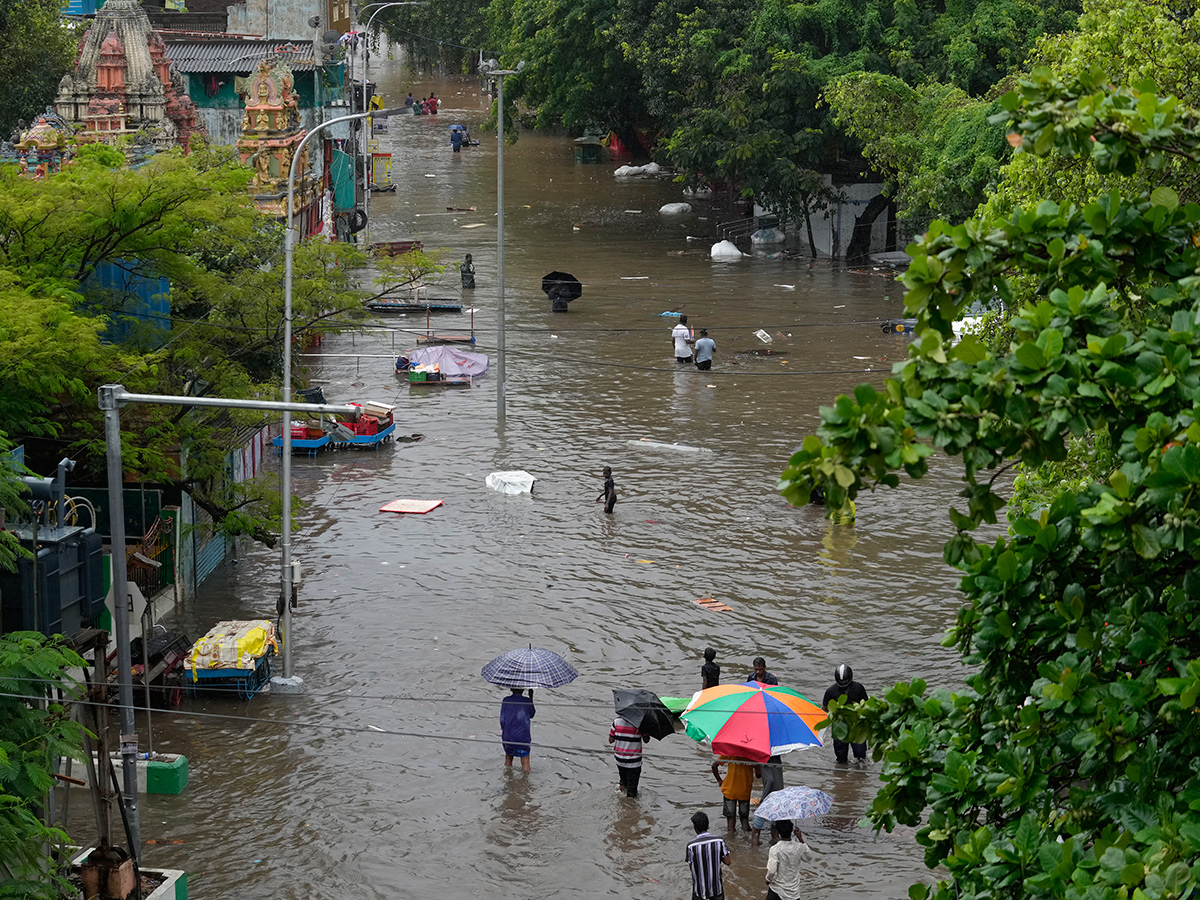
[542,271,583,300]
[542,271,583,311]
[612,689,676,741]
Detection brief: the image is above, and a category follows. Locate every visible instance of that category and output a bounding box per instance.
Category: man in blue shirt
[500,688,535,770]
[694,329,716,370]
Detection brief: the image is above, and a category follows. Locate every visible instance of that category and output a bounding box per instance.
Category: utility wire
[0,688,841,773]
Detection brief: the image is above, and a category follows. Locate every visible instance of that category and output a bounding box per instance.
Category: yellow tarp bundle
[188,619,278,681]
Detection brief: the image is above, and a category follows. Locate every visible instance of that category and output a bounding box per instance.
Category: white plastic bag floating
[486,470,537,494]
[751,227,785,244]
[614,162,663,177]
[710,240,744,260]
[659,202,692,215]
[627,439,714,454]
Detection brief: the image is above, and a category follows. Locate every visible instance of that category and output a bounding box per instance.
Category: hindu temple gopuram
[54,0,202,150]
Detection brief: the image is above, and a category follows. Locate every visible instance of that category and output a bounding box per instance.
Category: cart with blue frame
[186,619,278,700]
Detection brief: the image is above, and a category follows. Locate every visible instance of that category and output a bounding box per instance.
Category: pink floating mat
[379,499,444,514]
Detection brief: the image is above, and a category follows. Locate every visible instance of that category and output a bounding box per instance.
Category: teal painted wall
[188,70,324,111]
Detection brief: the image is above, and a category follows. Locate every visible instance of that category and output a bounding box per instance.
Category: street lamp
[280,106,403,685]
[99,386,362,853]
[478,59,523,422]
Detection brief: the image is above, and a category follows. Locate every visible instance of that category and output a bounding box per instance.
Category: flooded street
[86,66,982,899]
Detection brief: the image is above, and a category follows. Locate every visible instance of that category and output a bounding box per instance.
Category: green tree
[780,70,1200,900]
[488,0,650,154]
[0,0,77,139]
[0,145,441,547]
[982,0,1200,221]
[377,0,488,74]
[824,73,1010,229]
[642,0,1077,225]
[0,633,87,899]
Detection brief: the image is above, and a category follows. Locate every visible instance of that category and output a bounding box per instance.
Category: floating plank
[693,597,733,612]
[379,499,444,514]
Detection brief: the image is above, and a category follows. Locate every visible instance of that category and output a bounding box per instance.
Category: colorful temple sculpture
[237,59,323,232]
[1,111,73,177]
[55,0,202,151]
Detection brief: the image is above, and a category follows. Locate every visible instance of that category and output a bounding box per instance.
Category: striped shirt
[609,716,646,767]
[686,832,728,899]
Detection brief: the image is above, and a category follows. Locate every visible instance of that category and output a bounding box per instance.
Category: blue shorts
[504,744,530,758]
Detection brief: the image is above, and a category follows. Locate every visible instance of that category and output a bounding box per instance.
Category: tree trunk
[802,194,817,258]
[845,193,891,263]
[611,124,650,163]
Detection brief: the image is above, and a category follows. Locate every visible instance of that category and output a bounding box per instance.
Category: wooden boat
[369,240,424,256]
[273,400,398,454]
[407,374,472,389]
[398,347,488,391]
[367,297,463,314]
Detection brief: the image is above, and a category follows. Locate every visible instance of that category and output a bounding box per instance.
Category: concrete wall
[227,0,322,40]
[800,181,891,258]
[759,179,898,258]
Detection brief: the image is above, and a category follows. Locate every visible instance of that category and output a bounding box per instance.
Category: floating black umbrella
[612,688,677,741]
[542,271,583,312]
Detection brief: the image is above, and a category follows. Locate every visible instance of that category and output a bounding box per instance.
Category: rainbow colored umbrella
[680,682,825,763]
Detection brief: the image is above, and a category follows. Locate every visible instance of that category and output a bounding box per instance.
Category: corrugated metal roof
[163,39,318,73]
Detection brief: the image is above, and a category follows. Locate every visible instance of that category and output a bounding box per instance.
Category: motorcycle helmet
[835,664,852,686]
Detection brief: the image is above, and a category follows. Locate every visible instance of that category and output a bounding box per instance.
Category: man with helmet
[822,664,869,763]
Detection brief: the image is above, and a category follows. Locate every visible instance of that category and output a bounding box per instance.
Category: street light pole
[479,61,522,422]
[97,386,361,856]
[281,106,403,684]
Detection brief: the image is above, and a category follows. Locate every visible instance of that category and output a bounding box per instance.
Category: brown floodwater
[73,66,988,899]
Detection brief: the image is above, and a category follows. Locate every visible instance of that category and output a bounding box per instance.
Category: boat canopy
[403,345,490,376]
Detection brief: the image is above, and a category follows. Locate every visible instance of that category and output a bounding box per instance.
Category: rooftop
[161,38,319,73]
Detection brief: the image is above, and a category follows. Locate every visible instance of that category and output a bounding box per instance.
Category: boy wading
[609,714,650,797]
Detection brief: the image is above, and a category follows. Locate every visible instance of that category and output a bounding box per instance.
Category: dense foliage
[983,0,1200,221]
[0,144,440,546]
[781,71,1200,900]
[479,0,1080,222]
[824,74,1009,229]
[375,0,489,75]
[0,0,77,140]
[0,633,86,899]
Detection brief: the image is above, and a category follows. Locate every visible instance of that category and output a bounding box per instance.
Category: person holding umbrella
[609,714,650,797]
[500,688,535,770]
[609,689,675,798]
[712,756,760,833]
[542,271,582,312]
[482,646,579,771]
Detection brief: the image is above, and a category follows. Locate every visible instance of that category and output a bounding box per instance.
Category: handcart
[186,619,278,700]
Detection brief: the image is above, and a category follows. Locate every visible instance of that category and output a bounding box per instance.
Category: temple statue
[236,59,320,221]
[0,109,73,176]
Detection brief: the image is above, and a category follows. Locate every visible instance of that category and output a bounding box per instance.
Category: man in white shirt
[764,820,812,900]
[672,315,693,363]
